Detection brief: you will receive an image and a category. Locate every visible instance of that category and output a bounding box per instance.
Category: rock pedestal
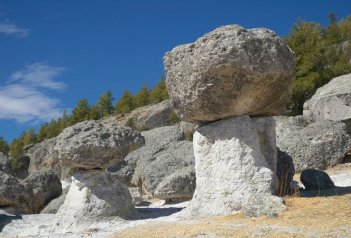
[187,116,280,217]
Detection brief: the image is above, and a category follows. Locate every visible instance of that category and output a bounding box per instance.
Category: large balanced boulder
[304,73,351,123]
[276,116,351,172]
[22,170,62,213]
[164,25,295,123]
[55,120,145,169]
[187,116,281,217]
[55,170,135,230]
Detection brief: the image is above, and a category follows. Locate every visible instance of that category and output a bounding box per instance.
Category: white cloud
[0,22,29,37]
[0,63,67,123]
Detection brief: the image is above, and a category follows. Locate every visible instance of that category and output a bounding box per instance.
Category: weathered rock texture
[102,100,175,131]
[55,170,135,229]
[301,169,335,190]
[0,152,12,174]
[304,73,351,123]
[0,170,61,214]
[164,25,295,123]
[187,116,280,217]
[276,116,351,172]
[22,170,62,213]
[25,138,60,175]
[109,125,196,201]
[40,186,69,214]
[55,121,145,169]
[242,194,286,218]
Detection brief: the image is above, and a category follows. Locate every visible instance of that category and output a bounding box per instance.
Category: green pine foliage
[97,90,114,117]
[115,90,135,114]
[286,14,351,115]
[0,137,9,155]
[134,85,149,108]
[149,76,169,103]
[71,98,89,124]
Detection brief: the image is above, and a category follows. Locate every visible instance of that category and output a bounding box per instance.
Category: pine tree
[22,128,37,145]
[0,137,9,155]
[71,98,89,123]
[134,85,149,107]
[97,91,114,117]
[87,105,101,120]
[9,137,24,159]
[115,90,135,114]
[149,76,169,103]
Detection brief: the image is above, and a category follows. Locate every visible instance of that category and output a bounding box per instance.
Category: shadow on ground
[135,206,184,219]
[300,186,351,197]
[0,214,22,232]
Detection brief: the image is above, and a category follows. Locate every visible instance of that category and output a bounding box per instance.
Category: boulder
[276,116,351,172]
[242,194,286,218]
[276,148,295,196]
[164,25,295,123]
[108,125,185,186]
[300,169,335,190]
[0,171,31,212]
[102,100,175,131]
[22,170,62,213]
[0,152,12,174]
[132,140,195,198]
[55,170,135,228]
[54,120,145,169]
[154,165,195,201]
[40,186,69,214]
[25,137,60,176]
[187,116,280,217]
[303,73,351,123]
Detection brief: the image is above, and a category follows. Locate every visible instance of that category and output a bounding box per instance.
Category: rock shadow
[134,206,184,220]
[300,186,351,197]
[0,213,22,232]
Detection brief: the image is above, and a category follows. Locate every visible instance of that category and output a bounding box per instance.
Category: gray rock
[0,152,12,174]
[300,169,335,190]
[132,140,195,197]
[102,100,175,131]
[55,170,135,229]
[164,25,295,123]
[276,148,295,196]
[25,137,60,176]
[303,73,351,122]
[242,194,286,217]
[275,116,351,172]
[187,116,280,217]
[108,125,185,186]
[11,156,30,179]
[54,120,145,169]
[0,171,31,212]
[22,170,62,213]
[40,186,69,214]
[154,165,195,201]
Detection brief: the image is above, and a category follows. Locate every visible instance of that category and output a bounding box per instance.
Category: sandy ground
[1,164,351,238]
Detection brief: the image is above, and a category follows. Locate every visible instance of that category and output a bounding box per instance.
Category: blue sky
[0,0,351,142]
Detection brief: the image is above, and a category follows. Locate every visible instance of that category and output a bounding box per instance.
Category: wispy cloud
[0,22,29,37]
[0,63,67,123]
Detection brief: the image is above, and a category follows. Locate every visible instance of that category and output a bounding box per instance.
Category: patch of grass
[111,195,351,238]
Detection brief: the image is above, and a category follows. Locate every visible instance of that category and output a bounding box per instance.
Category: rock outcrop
[102,100,175,131]
[25,137,60,175]
[22,170,62,213]
[0,170,61,214]
[55,170,135,229]
[109,125,196,201]
[0,152,12,174]
[55,120,145,170]
[187,116,278,217]
[303,73,351,123]
[300,169,335,190]
[276,116,351,172]
[164,25,295,123]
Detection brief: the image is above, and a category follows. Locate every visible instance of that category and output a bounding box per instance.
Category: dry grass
[111,194,351,238]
